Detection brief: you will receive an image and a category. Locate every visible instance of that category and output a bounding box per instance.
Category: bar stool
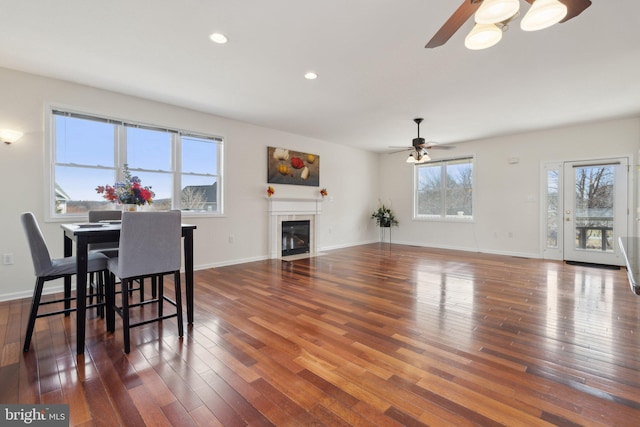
[105,211,183,353]
[20,212,108,352]
[87,210,121,316]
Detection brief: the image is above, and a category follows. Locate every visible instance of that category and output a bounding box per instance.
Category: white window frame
[413,156,475,221]
[44,106,224,220]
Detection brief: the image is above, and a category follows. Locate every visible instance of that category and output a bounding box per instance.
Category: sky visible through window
[55,115,218,202]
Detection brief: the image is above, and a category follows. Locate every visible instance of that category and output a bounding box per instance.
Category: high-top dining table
[61,221,197,355]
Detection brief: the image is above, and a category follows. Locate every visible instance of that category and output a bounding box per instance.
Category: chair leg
[174,272,183,337]
[88,272,95,305]
[138,278,145,303]
[158,275,164,317]
[122,278,131,354]
[151,276,157,298]
[64,276,71,317]
[96,271,104,318]
[23,278,45,352]
[106,273,116,333]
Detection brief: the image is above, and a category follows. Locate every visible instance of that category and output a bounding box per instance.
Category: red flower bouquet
[96,164,155,206]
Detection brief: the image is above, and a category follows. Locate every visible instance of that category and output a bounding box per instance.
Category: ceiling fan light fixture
[475,0,520,25]
[416,151,431,163]
[465,23,503,50]
[406,152,416,163]
[520,0,568,31]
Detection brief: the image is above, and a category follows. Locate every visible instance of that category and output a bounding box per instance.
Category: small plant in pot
[371,202,398,227]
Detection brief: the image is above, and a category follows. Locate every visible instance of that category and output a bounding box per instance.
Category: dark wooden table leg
[76,237,88,355]
[183,228,194,324]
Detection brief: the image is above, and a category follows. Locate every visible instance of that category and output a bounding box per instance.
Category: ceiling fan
[390,118,454,164]
[425,0,592,49]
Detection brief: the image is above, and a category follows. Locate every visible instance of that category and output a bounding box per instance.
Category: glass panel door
[563,159,628,265]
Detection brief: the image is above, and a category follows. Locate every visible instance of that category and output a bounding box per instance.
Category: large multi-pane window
[415,157,473,219]
[49,109,223,217]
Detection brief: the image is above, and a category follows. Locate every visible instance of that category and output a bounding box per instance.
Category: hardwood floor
[1,243,640,426]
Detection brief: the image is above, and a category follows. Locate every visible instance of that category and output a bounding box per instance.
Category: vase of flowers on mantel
[96,164,155,210]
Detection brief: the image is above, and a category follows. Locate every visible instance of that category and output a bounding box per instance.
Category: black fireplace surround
[282,220,310,256]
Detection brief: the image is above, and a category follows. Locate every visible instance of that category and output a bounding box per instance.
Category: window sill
[413,216,475,223]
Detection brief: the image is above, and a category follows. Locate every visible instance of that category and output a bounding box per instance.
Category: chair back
[116,211,181,279]
[88,210,122,252]
[88,210,122,223]
[20,212,53,276]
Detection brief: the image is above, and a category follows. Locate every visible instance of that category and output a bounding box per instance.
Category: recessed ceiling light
[304,72,318,80]
[209,33,228,44]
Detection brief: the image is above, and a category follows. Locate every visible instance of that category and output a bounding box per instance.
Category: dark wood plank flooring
[1,243,640,426]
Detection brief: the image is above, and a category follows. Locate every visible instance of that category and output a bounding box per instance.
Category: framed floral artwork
[267,147,320,186]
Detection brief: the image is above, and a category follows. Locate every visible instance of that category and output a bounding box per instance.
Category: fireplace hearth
[282,220,310,256]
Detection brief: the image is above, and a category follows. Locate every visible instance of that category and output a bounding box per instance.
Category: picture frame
[267,146,320,187]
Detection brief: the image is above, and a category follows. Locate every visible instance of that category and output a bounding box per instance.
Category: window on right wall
[414,156,474,220]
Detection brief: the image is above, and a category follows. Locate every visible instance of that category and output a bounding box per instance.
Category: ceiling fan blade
[425,144,455,150]
[522,0,591,23]
[388,148,413,154]
[425,0,482,49]
[559,0,592,23]
[416,142,455,150]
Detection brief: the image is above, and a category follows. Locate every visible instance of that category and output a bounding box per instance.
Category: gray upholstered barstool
[105,211,183,353]
[21,212,108,352]
[87,210,122,315]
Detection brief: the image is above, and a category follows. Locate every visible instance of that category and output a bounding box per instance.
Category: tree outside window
[415,157,473,219]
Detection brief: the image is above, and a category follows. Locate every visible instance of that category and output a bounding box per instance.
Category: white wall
[0,67,380,300]
[378,117,640,257]
[2,65,638,301]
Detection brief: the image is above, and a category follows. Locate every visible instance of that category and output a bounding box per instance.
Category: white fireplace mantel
[268,197,323,259]
[268,197,323,216]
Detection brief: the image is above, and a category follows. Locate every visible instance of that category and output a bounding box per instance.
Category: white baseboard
[389,239,541,259]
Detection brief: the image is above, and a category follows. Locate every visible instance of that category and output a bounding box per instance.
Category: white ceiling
[1,0,639,152]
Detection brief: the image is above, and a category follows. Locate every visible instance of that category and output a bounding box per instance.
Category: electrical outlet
[228,235,235,244]
[3,253,14,265]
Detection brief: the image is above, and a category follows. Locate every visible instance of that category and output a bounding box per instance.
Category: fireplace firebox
[282,220,310,256]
